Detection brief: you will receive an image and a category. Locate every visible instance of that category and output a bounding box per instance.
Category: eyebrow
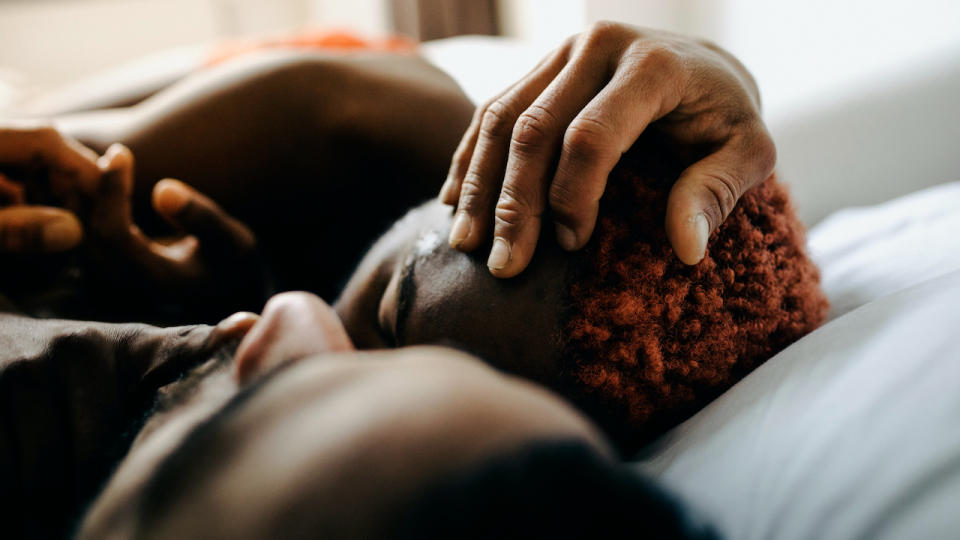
[393,253,418,346]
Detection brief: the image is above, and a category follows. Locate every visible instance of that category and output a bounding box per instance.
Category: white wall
[4,0,959,122]
[0,0,221,92]
[308,0,391,36]
[497,0,960,119]
[491,0,960,222]
[496,0,586,46]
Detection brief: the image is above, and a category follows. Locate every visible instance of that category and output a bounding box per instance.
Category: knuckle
[459,170,485,194]
[493,204,526,230]
[583,20,625,46]
[701,170,742,222]
[511,106,558,153]
[498,181,540,218]
[640,45,682,71]
[621,42,683,81]
[754,131,777,174]
[563,117,612,161]
[457,171,488,211]
[479,99,518,139]
[548,180,581,216]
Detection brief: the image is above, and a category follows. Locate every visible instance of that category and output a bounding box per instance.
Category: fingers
[0,122,101,194]
[439,104,482,205]
[548,47,684,252]
[447,45,570,253]
[88,143,255,287]
[152,178,255,258]
[233,292,354,384]
[440,42,572,207]
[665,129,776,264]
[91,143,137,238]
[443,22,774,275]
[0,206,83,253]
[488,36,635,277]
[90,143,171,273]
[0,173,25,205]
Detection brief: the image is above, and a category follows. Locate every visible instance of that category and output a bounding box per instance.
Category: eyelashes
[376,256,405,348]
[376,293,397,348]
[392,253,418,347]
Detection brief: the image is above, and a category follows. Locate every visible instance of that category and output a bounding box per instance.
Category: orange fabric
[561,137,829,451]
[206,30,417,67]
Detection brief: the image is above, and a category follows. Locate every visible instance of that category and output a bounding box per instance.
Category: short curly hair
[560,138,828,451]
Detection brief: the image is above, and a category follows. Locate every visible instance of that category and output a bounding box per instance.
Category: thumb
[665,136,775,265]
[152,178,255,257]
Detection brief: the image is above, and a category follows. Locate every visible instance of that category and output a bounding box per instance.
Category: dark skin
[62,51,476,302]
[3,48,575,383]
[334,199,571,388]
[0,51,477,536]
[0,26,774,537]
[0,309,255,539]
[5,51,474,312]
[78,296,609,539]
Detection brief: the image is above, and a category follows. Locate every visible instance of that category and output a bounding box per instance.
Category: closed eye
[377,252,417,348]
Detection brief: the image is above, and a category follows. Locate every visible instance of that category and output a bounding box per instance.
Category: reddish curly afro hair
[560,137,828,451]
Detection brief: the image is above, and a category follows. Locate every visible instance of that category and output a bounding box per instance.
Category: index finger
[448,45,572,253]
[488,33,624,277]
[548,47,684,251]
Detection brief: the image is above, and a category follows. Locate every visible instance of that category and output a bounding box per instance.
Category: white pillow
[807,181,960,319]
[635,268,960,540]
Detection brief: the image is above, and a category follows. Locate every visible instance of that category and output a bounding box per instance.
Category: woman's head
[336,140,828,449]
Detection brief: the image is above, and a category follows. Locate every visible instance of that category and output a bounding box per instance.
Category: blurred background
[1,0,958,222]
[2,0,958,114]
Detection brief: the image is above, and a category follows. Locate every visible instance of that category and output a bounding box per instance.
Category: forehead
[400,203,570,386]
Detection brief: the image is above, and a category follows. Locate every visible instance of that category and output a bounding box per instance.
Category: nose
[233,292,355,384]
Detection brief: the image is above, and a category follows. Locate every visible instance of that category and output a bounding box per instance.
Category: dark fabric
[0,312,217,539]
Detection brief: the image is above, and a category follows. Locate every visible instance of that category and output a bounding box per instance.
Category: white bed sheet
[808,181,960,320]
[636,183,960,539]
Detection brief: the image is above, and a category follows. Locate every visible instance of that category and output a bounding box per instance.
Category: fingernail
[487,237,512,270]
[42,216,83,252]
[556,223,578,251]
[690,213,709,262]
[449,211,472,248]
[153,178,192,216]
